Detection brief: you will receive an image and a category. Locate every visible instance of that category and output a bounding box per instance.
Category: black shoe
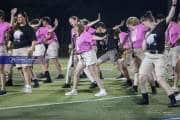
[6,79,13,86]
[43,80,52,83]
[33,79,40,88]
[168,94,178,107]
[56,74,65,79]
[132,86,138,92]
[155,81,159,88]
[127,79,133,87]
[37,72,46,78]
[89,82,98,89]
[100,72,104,79]
[44,71,52,83]
[137,93,149,105]
[62,83,71,88]
[0,90,7,96]
[151,86,157,95]
[116,74,125,79]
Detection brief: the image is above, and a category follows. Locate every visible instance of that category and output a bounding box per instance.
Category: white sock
[25,84,31,88]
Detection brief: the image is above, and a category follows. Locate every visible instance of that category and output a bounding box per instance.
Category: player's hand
[120,20,125,27]
[97,13,101,21]
[27,49,33,57]
[11,8,17,16]
[7,41,12,49]
[172,0,177,5]
[54,18,59,27]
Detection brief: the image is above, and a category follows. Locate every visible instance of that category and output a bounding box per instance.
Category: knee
[74,70,80,77]
[139,74,148,83]
[22,67,29,72]
[0,71,4,75]
[175,60,180,74]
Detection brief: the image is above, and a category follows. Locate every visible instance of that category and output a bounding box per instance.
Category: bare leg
[88,64,105,90]
[173,60,180,92]
[22,67,31,86]
[65,53,73,84]
[117,59,131,80]
[0,64,5,91]
[51,58,63,75]
[72,61,85,90]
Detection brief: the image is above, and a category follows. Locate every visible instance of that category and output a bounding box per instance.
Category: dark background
[1,0,179,57]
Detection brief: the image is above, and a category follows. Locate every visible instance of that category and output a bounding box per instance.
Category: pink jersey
[85,26,96,46]
[36,27,47,44]
[119,32,131,49]
[130,24,149,48]
[36,25,58,44]
[71,28,77,45]
[75,31,93,54]
[0,22,11,44]
[166,22,180,45]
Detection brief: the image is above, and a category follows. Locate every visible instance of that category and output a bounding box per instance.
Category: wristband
[172,4,176,7]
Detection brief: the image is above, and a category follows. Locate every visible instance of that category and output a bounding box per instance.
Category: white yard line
[0,95,140,111]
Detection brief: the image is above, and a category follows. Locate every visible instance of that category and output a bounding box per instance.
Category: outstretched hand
[113,20,125,30]
[11,8,17,16]
[97,13,101,21]
[172,0,177,5]
[120,20,125,27]
[54,18,59,27]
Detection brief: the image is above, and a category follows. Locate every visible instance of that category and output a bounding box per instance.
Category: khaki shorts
[169,46,180,67]
[97,49,118,65]
[0,46,7,64]
[121,49,144,68]
[0,46,7,56]
[121,49,132,66]
[79,49,97,66]
[33,44,46,57]
[4,51,13,73]
[133,48,144,60]
[139,52,166,77]
[45,41,59,60]
[13,47,32,68]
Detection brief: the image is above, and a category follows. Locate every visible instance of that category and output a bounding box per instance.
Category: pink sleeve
[119,32,128,43]
[166,22,176,44]
[87,27,96,34]
[36,28,44,44]
[5,22,12,31]
[165,25,170,43]
[71,29,76,39]
[139,24,149,32]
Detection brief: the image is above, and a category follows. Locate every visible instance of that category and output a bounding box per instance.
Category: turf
[0,58,180,120]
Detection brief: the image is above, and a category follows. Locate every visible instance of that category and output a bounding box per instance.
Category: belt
[148,50,164,54]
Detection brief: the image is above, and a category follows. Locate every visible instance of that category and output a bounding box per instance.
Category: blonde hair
[126,17,140,27]
[76,23,85,35]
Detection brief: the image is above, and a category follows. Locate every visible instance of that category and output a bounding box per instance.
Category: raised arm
[29,19,42,28]
[92,35,106,41]
[86,13,101,27]
[10,8,17,26]
[166,0,177,23]
[48,18,59,32]
[113,20,125,30]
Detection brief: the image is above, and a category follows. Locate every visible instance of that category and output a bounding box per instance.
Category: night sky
[1,0,179,56]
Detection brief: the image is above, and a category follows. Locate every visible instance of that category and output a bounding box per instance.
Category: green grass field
[0,59,180,120]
